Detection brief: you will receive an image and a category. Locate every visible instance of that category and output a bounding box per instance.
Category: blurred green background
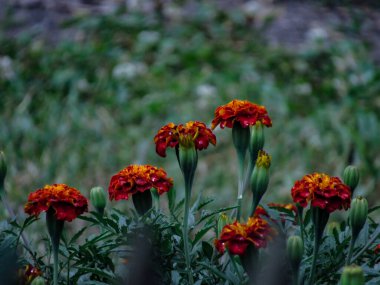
[1,1,379,217]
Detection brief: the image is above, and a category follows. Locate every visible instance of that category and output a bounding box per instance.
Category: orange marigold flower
[268,203,298,215]
[211,99,272,130]
[24,184,88,222]
[19,264,42,285]
[154,121,216,157]
[108,165,173,201]
[374,244,380,254]
[291,173,351,213]
[215,217,274,256]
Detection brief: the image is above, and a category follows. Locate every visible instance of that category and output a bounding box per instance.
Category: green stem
[309,208,324,285]
[297,205,305,245]
[46,209,64,285]
[236,152,245,221]
[228,251,243,283]
[309,235,320,285]
[292,269,299,285]
[183,183,194,285]
[243,160,254,194]
[346,234,356,265]
[53,244,59,285]
[351,225,380,263]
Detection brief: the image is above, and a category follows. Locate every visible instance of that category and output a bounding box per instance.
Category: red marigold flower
[154,121,216,157]
[374,244,380,254]
[211,99,272,130]
[253,206,269,218]
[19,264,42,285]
[108,165,173,201]
[215,217,274,256]
[291,173,351,213]
[24,184,88,222]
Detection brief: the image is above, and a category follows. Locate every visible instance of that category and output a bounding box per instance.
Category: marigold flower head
[108,164,173,201]
[19,264,42,285]
[24,184,88,222]
[211,99,272,130]
[256,150,271,168]
[374,244,380,254]
[268,203,298,215]
[253,206,269,218]
[291,173,351,213]
[214,217,274,256]
[154,121,216,157]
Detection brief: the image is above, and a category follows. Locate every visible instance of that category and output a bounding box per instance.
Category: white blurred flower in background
[137,31,160,46]
[307,26,328,42]
[0,56,15,80]
[195,84,217,109]
[112,62,147,80]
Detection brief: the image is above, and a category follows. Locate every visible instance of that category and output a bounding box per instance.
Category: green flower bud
[90,186,107,215]
[287,235,304,270]
[250,150,270,214]
[0,151,7,190]
[349,196,368,239]
[249,122,264,161]
[232,123,250,162]
[343,166,360,195]
[326,221,340,236]
[217,213,229,237]
[31,277,45,285]
[340,265,365,285]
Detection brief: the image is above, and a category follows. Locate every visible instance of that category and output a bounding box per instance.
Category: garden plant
[1,99,379,285]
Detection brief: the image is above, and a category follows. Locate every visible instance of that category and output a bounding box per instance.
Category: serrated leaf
[193,224,214,246]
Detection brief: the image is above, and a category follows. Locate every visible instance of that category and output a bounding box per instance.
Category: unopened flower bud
[250,150,270,214]
[340,265,365,285]
[31,277,45,285]
[249,122,264,161]
[326,221,340,236]
[287,235,304,270]
[217,213,229,237]
[343,166,360,195]
[90,186,107,215]
[349,196,368,239]
[0,151,7,190]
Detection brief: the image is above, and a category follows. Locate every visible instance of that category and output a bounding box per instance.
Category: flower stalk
[177,145,198,285]
[232,123,250,220]
[309,207,329,285]
[46,208,64,285]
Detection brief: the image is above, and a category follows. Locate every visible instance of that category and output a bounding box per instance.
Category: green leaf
[70,226,88,244]
[202,241,214,260]
[196,206,237,226]
[167,187,176,213]
[192,224,214,246]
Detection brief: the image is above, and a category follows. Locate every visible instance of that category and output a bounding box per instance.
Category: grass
[1,4,379,216]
